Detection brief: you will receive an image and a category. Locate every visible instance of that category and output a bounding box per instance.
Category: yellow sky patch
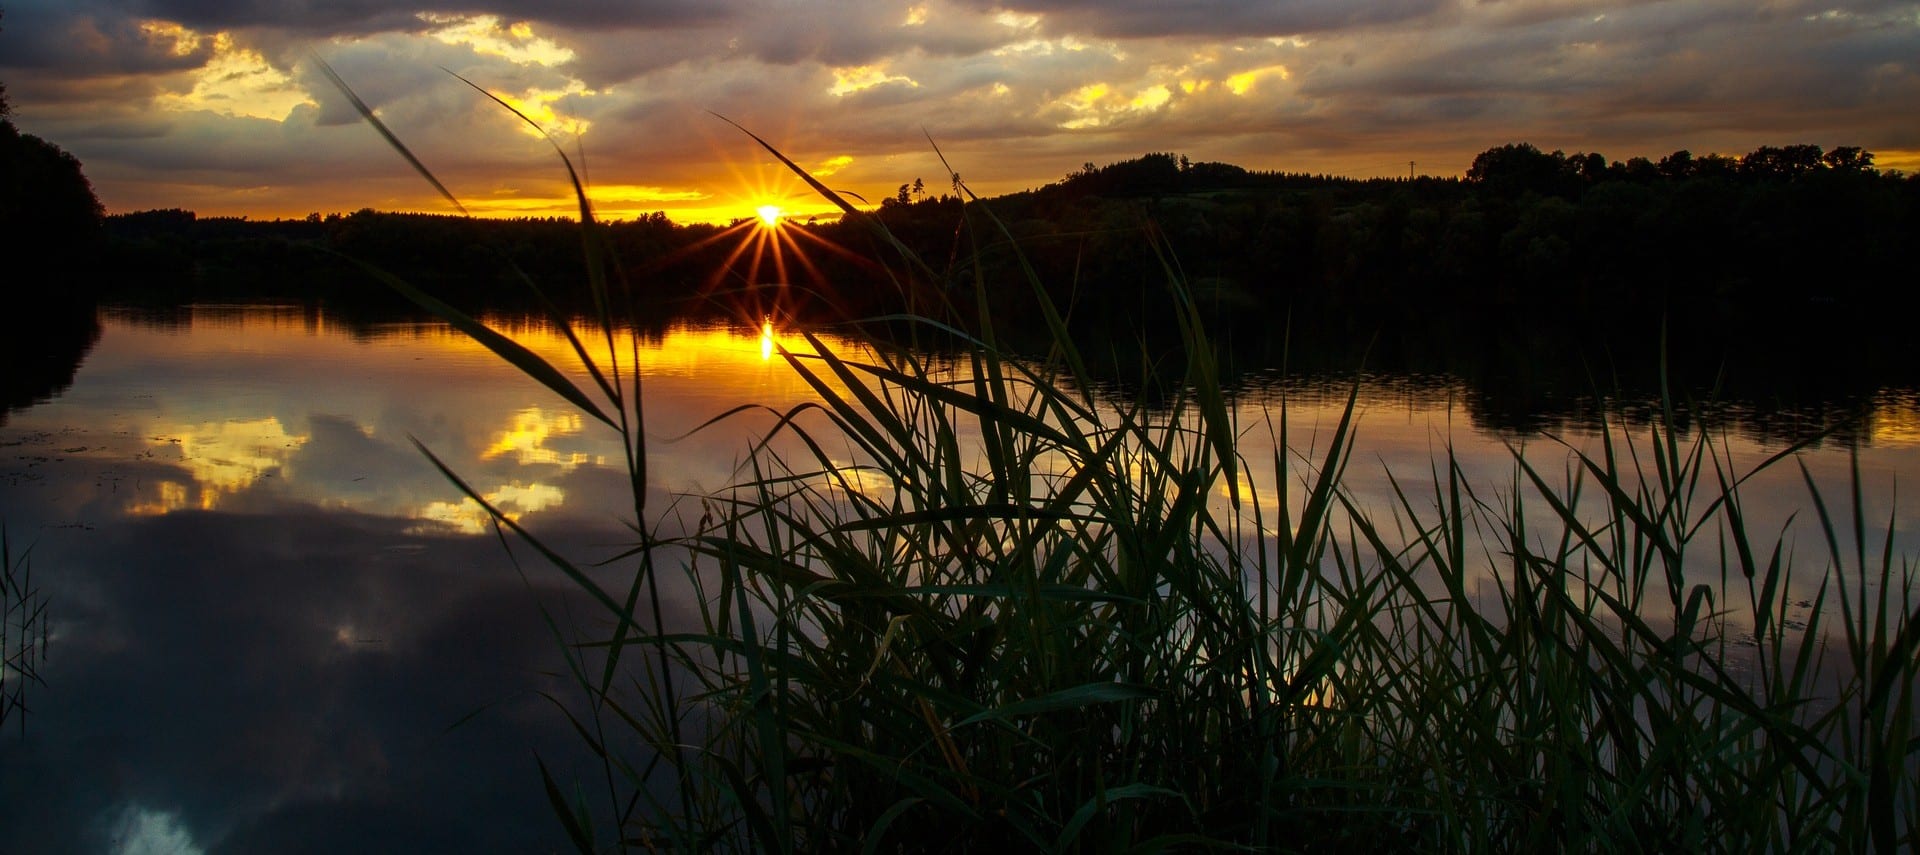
[586,185,712,205]
[1058,82,1111,129]
[463,185,706,218]
[1873,148,1920,175]
[1056,81,1173,130]
[812,155,855,177]
[829,66,919,96]
[150,29,312,120]
[420,13,576,66]
[1130,85,1171,111]
[453,191,842,225]
[493,80,595,138]
[904,4,929,26]
[1226,64,1291,95]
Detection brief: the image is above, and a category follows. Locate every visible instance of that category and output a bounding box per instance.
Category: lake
[3,302,1916,851]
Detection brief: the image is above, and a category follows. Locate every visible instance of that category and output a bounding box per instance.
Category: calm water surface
[2,304,1916,851]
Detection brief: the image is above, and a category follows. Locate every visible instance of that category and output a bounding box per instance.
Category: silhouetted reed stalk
[325,64,1919,851]
[1,526,50,737]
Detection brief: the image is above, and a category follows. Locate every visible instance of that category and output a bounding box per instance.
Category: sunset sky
[3,0,1916,224]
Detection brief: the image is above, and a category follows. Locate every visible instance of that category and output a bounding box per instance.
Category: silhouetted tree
[1694,153,1739,178]
[1620,157,1659,182]
[1,87,106,302]
[1822,146,1874,172]
[1576,152,1608,182]
[1467,143,1572,197]
[1656,150,1695,179]
[1741,144,1825,178]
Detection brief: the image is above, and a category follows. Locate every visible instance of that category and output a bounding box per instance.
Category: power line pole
[1409,160,1416,181]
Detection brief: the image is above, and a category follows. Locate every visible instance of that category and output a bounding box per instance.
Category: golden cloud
[148,27,313,121]
[812,155,856,177]
[829,65,920,97]
[1226,64,1291,96]
[420,13,577,67]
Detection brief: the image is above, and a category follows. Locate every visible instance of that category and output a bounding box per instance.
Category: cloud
[1273,0,1920,158]
[0,3,216,76]
[3,0,1915,216]
[117,0,734,36]
[954,0,1448,38]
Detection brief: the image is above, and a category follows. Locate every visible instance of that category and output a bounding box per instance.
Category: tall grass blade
[349,260,617,428]
[312,57,467,216]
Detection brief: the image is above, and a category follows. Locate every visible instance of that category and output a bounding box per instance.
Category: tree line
[12,129,1916,338]
[10,115,1918,434]
[864,143,1917,323]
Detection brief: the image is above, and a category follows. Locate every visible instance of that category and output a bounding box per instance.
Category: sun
[651,153,872,328]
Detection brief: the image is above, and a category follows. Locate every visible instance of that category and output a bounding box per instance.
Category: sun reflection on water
[1870,390,1920,447]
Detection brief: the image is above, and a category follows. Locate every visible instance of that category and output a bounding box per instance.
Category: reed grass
[1,525,50,737]
[326,65,1920,851]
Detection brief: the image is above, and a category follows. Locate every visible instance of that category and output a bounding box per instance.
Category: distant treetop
[1465,141,1889,197]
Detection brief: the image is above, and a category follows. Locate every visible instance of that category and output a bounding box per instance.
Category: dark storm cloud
[956,0,1447,37]
[559,1,1015,87]
[1279,0,1920,156]
[120,0,736,35]
[726,2,1010,67]
[0,1,213,75]
[0,0,740,90]
[120,0,420,35]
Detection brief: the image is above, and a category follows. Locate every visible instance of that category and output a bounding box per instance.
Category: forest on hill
[887,144,1916,321]
[62,142,1915,418]
[84,142,1917,330]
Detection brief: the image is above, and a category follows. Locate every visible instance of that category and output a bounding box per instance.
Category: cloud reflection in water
[0,304,1915,849]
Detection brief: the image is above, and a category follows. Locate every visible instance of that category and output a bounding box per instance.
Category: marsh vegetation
[5,62,1915,850]
[320,85,1918,850]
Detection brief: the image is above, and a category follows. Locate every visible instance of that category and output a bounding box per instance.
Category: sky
[2,0,1917,224]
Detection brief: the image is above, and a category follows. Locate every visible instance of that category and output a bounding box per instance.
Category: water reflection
[1870,390,1920,447]
[482,407,591,467]
[1,303,1916,850]
[125,416,309,516]
[0,302,99,426]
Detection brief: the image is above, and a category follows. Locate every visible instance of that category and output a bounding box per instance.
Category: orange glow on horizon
[405,316,870,402]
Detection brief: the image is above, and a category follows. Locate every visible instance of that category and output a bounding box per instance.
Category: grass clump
[326,66,1920,851]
